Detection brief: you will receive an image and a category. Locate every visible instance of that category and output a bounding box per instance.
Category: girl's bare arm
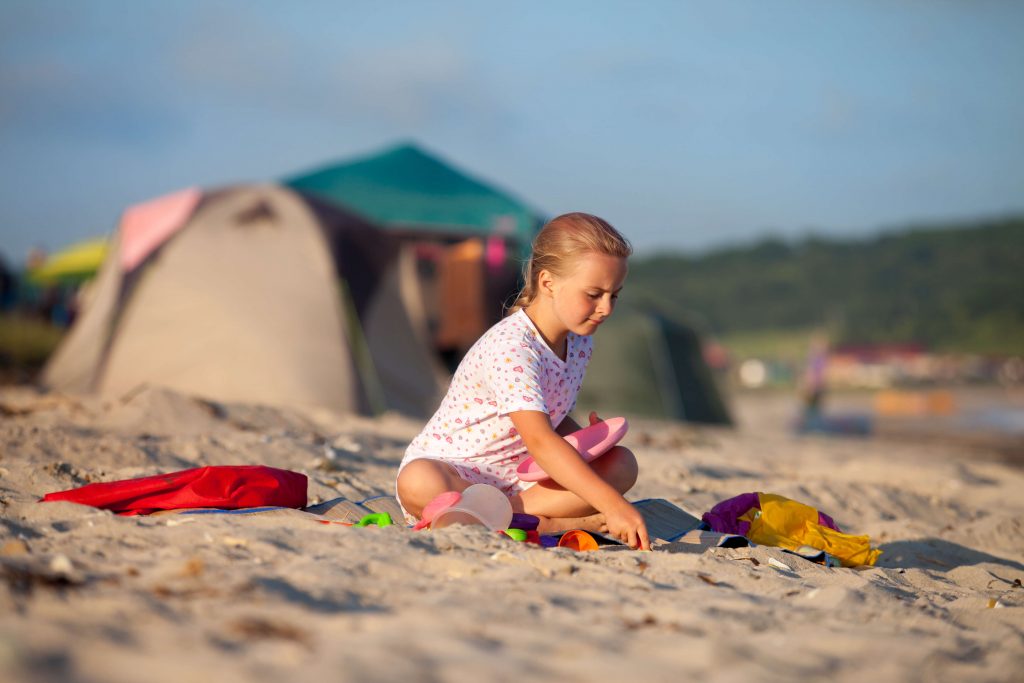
[510,409,649,549]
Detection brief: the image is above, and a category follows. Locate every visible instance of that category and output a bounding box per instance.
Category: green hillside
[627,217,1024,355]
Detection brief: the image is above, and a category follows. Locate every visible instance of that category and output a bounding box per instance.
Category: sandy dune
[1,386,1022,682]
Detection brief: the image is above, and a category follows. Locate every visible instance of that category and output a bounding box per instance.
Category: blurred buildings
[733,343,1023,390]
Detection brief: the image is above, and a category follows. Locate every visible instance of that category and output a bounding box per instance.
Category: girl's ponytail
[508,259,537,313]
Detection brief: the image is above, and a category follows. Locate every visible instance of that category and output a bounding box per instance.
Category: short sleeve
[484,338,549,415]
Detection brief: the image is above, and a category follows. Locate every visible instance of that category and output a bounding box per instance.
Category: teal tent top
[285,143,544,247]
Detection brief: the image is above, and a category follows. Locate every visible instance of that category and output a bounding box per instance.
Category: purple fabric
[701,492,760,535]
[511,513,539,531]
[817,510,841,532]
[539,534,561,548]
[701,491,844,535]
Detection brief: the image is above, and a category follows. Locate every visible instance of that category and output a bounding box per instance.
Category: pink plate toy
[516,417,629,482]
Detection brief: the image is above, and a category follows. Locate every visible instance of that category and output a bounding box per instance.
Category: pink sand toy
[415,484,513,531]
[516,417,629,483]
[411,491,462,530]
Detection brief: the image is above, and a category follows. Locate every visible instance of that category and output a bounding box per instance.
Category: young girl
[396,213,650,550]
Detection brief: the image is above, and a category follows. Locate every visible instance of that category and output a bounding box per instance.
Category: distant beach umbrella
[27,237,109,285]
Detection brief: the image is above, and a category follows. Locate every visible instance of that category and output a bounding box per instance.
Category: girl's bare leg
[396,458,471,519]
[398,447,639,534]
[513,446,638,534]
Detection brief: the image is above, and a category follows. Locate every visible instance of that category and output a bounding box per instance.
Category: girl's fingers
[589,411,601,425]
[638,525,651,551]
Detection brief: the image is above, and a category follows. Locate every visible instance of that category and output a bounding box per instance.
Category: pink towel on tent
[120,187,203,271]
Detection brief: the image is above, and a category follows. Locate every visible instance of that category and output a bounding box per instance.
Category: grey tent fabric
[361,245,450,416]
[41,233,126,394]
[575,306,732,425]
[42,184,446,417]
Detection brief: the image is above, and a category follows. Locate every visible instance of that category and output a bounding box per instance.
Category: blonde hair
[508,212,632,314]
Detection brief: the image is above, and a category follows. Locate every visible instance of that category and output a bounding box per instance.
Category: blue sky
[2,1,1022,262]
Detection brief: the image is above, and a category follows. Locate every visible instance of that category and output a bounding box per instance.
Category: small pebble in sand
[49,554,74,575]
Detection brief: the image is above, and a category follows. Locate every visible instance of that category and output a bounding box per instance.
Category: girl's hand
[588,411,602,426]
[603,498,651,550]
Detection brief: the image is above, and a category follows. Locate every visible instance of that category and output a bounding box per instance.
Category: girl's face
[544,252,628,336]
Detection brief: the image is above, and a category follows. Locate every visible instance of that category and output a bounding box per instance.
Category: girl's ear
[537,269,556,298]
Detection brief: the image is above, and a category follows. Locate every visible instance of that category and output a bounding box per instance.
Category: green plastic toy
[355,512,393,528]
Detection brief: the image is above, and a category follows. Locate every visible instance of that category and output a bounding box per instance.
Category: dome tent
[287,142,542,364]
[41,185,445,417]
[575,305,732,425]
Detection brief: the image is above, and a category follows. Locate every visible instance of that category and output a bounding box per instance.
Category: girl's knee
[397,460,439,515]
[397,459,465,516]
[602,446,638,493]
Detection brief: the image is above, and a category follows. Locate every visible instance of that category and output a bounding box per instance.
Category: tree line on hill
[626,216,1024,355]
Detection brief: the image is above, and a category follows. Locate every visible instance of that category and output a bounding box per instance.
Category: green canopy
[285,143,543,249]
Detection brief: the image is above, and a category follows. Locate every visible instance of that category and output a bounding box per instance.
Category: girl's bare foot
[536,513,607,535]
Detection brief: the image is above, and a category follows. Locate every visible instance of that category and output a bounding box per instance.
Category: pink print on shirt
[401,309,592,491]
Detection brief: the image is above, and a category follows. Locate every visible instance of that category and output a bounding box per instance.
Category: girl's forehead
[566,252,628,282]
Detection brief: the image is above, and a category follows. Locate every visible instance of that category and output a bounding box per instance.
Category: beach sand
[1,385,1022,682]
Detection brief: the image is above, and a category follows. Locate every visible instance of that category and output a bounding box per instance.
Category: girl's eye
[587,292,600,299]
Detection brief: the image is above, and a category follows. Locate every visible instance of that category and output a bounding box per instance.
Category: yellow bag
[739,493,882,567]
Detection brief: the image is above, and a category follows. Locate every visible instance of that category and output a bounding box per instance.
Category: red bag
[41,465,307,516]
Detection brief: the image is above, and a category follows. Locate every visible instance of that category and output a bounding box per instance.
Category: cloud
[0,57,188,146]
[168,6,516,135]
[330,42,506,128]
[0,3,191,149]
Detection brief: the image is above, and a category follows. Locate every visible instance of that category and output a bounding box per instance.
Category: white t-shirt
[402,309,593,487]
